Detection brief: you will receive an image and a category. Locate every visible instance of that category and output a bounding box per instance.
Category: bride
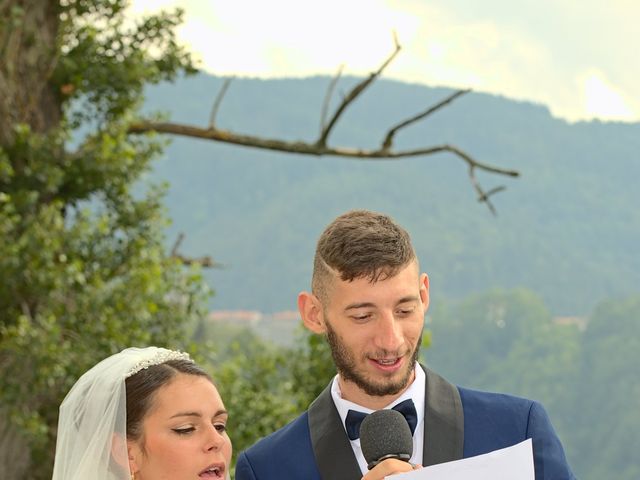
[52,346,231,479]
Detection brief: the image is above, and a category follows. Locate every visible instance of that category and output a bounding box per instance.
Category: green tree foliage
[575,295,640,480]
[0,1,204,477]
[425,288,554,383]
[206,327,335,472]
[426,289,639,480]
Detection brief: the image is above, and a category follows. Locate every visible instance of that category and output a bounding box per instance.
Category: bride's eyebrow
[170,409,227,419]
[171,412,201,419]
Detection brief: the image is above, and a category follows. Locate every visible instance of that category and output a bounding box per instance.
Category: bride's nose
[204,425,226,452]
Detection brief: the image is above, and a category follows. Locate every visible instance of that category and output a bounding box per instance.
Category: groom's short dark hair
[311,210,416,303]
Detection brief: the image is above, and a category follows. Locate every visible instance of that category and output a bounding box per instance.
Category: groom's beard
[325,319,421,397]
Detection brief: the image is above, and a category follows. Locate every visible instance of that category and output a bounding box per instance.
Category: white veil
[52,347,190,480]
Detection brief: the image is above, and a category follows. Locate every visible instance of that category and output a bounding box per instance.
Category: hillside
[142,74,640,316]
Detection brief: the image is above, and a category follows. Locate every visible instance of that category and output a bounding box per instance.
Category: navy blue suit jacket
[236,366,574,480]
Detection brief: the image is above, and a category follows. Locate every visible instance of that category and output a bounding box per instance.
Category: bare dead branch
[316,36,401,147]
[209,77,233,128]
[382,89,471,150]
[128,120,518,177]
[468,165,508,216]
[128,37,520,213]
[483,185,507,198]
[320,64,344,135]
[172,254,223,268]
[170,233,223,268]
[170,232,185,256]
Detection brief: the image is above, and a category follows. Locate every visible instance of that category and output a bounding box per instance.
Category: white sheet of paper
[386,439,535,480]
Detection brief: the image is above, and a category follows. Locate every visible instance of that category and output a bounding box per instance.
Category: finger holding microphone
[361,459,421,480]
[359,409,423,480]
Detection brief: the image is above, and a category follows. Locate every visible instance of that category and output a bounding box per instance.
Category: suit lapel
[308,384,362,480]
[307,367,463,477]
[421,365,464,465]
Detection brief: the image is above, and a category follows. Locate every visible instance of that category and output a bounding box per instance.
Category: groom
[235,209,575,480]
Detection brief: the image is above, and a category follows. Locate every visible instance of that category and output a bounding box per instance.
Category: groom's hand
[360,459,422,480]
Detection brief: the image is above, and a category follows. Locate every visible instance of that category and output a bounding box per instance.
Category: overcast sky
[129,0,639,123]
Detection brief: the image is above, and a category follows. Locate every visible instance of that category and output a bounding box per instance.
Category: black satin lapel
[308,385,363,480]
[421,365,464,466]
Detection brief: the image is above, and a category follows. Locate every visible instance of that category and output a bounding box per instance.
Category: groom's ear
[298,291,326,334]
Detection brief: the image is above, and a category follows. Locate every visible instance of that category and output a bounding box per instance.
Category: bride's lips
[198,462,225,478]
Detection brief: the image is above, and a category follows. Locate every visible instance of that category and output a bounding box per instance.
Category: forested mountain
[143,73,639,317]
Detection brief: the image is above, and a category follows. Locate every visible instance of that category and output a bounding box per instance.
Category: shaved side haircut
[312,210,416,303]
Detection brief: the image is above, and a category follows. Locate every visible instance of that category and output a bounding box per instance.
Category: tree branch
[320,64,344,135]
[316,34,401,147]
[209,77,233,129]
[128,36,520,213]
[170,233,223,268]
[381,88,470,150]
[468,166,508,216]
[128,120,519,178]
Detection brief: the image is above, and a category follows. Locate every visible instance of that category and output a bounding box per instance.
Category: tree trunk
[0,0,61,145]
[0,409,31,479]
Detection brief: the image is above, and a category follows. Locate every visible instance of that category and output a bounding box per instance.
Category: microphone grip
[367,452,412,470]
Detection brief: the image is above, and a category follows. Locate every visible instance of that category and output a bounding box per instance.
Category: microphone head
[360,409,413,469]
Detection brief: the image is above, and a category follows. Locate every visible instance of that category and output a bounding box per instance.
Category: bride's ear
[111,434,128,468]
[126,440,141,477]
[111,434,139,476]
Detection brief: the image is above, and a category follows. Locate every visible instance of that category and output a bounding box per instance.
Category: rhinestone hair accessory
[125,348,192,378]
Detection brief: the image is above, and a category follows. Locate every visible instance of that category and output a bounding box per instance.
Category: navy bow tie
[345,398,418,441]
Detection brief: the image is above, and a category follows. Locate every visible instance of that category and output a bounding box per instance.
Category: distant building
[209,310,263,323]
[553,316,587,331]
[270,310,300,321]
[208,310,301,323]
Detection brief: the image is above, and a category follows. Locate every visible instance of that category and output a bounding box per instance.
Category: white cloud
[580,71,636,121]
[127,0,640,122]
[173,0,421,77]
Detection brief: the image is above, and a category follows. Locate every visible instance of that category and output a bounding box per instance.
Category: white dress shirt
[330,364,426,475]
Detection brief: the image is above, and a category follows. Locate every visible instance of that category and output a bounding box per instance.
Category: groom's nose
[373,312,404,352]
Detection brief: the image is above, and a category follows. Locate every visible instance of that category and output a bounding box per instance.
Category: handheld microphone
[360,409,414,470]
